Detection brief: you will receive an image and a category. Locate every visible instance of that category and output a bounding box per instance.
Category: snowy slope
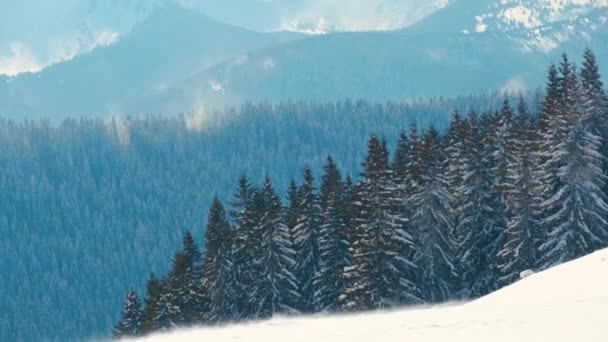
[123,248,608,342]
[408,0,608,53]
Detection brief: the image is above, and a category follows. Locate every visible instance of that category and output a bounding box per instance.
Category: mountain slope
[2,1,607,118]
[124,247,608,342]
[137,31,543,113]
[0,5,302,118]
[139,0,608,114]
[406,0,608,52]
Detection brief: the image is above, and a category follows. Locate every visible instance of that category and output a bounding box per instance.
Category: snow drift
[124,248,608,342]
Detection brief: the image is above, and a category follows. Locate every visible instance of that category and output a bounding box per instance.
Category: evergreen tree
[182,231,202,272]
[456,111,501,298]
[498,101,541,285]
[410,127,457,302]
[444,112,468,244]
[312,156,350,312]
[580,48,608,198]
[203,198,238,323]
[160,252,191,328]
[538,55,608,269]
[344,136,420,310]
[113,290,143,339]
[179,231,205,324]
[293,168,322,312]
[495,99,516,214]
[248,177,300,318]
[153,289,179,332]
[229,176,256,319]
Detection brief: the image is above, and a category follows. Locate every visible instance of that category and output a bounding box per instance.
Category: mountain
[1,1,607,118]
[138,0,608,114]
[138,30,542,114]
[121,247,608,342]
[406,0,608,52]
[0,5,303,118]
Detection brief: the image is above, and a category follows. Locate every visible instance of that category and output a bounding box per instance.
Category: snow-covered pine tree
[444,112,468,263]
[393,125,423,221]
[293,168,322,312]
[494,99,516,216]
[283,180,302,312]
[312,156,350,312]
[456,111,501,298]
[497,99,541,286]
[179,232,205,324]
[539,55,576,201]
[153,289,179,332]
[113,290,143,339]
[248,177,300,318]
[203,198,238,323]
[339,181,367,311]
[344,136,420,310]
[153,253,189,331]
[410,127,457,302]
[538,55,608,269]
[580,48,608,136]
[580,49,608,200]
[229,176,255,320]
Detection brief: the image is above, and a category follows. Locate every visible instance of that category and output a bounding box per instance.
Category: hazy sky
[0,0,446,76]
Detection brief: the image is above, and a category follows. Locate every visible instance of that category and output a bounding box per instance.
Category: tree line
[114,49,608,338]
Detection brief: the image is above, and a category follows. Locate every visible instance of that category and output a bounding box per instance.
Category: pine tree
[229,176,255,319]
[312,156,350,312]
[283,180,302,311]
[248,177,300,318]
[161,252,191,328]
[498,100,541,286]
[410,127,457,302]
[580,49,608,199]
[456,111,501,298]
[495,99,516,214]
[203,198,238,323]
[114,290,143,339]
[344,136,420,310]
[293,168,322,312]
[538,54,608,269]
[179,231,205,324]
[444,112,468,249]
[153,289,179,332]
[182,231,202,272]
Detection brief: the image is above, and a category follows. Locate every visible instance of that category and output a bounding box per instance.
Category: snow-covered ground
[125,248,608,342]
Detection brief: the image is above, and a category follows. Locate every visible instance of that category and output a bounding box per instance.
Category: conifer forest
[108,50,608,339]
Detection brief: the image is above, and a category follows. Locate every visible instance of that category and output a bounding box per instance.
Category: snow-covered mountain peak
[452,0,608,52]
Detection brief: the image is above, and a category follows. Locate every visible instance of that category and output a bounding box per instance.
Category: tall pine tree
[293,168,322,312]
[203,198,238,323]
[410,127,457,302]
[498,100,541,285]
[312,156,350,312]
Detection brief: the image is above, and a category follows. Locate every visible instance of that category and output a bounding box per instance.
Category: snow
[120,248,608,342]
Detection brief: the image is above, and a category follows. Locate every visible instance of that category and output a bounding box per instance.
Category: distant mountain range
[1,0,607,119]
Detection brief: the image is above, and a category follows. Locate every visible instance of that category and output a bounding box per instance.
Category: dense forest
[1,90,518,341]
[112,50,608,339]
